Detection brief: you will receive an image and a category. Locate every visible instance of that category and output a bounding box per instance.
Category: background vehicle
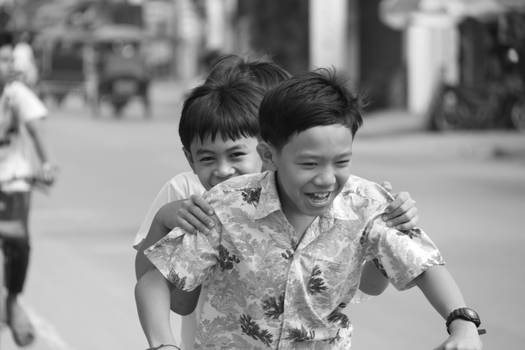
[426,76,525,131]
[426,12,525,132]
[34,27,91,106]
[89,25,151,118]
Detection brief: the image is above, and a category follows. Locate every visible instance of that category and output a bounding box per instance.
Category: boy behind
[142,70,483,349]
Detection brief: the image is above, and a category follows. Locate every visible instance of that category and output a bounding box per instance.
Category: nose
[213,160,236,179]
[313,167,336,187]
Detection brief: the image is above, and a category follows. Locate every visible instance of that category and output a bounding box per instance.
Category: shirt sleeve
[134,180,187,249]
[144,222,221,291]
[11,82,47,121]
[364,214,445,291]
[133,173,204,249]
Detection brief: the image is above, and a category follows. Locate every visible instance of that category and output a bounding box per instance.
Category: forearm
[416,265,482,349]
[359,260,389,296]
[415,265,466,319]
[157,200,185,231]
[25,121,49,163]
[135,213,176,280]
[135,268,176,347]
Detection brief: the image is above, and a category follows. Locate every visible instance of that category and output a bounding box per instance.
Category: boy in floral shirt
[142,70,483,349]
[138,71,466,350]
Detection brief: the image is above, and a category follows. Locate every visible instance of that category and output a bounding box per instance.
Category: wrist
[445,307,486,335]
[448,319,478,334]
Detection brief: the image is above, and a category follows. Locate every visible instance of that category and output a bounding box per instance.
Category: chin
[302,206,330,217]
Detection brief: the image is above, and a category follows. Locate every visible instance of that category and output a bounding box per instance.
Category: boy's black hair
[0,31,14,48]
[205,54,291,92]
[179,73,264,150]
[259,68,363,149]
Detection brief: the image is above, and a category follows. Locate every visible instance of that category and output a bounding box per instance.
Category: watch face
[464,308,480,321]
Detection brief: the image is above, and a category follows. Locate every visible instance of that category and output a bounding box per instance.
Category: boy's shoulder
[165,171,205,199]
[337,174,394,210]
[204,172,274,224]
[167,171,201,187]
[205,172,265,198]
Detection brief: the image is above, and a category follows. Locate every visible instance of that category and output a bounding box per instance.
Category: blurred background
[0,0,524,349]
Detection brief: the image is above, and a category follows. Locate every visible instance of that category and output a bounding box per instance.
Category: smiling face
[185,135,262,190]
[265,124,353,220]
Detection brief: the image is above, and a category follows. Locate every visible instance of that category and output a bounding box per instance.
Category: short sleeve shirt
[0,81,47,188]
[145,171,444,350]
[133,171,204,249]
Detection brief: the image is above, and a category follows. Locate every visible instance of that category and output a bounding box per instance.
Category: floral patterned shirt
[145,171,444,349]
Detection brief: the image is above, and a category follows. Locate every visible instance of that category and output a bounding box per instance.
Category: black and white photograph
[0,0,523,349]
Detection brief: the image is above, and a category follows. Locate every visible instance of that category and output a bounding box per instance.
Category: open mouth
[305,191,333,207]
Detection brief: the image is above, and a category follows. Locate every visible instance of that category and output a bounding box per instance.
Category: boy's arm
[135,204,182,280]
[135,268,200,348]
[156,195,216,235]
[358,183,419,296]
[135,198,215,280]
[25,120,57,184]
[381,181,418,230]
[25,119,49,163]
[135,206,220,345]
[415,265,482,350]
[135,268,177,347]
[135,214,204,347]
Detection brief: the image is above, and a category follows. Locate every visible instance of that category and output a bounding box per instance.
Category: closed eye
[230,152,247,158]
[198,156,215,163]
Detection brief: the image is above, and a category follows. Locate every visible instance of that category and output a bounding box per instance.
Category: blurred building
[382,0,525,115]
[197,0,405,109]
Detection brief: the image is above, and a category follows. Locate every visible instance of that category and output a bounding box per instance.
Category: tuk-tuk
[89,24,151,118]
[34,27,91,106]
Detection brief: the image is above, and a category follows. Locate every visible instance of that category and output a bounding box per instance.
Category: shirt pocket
[306,258,351,315]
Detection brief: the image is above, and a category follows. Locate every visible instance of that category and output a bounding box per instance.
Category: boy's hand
[380,181,418,230]
[435,320,482,350]
[173,195,215,234]
[38,162,58,186]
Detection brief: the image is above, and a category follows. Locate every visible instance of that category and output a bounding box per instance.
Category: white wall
[309,0,349,72]
[406,12,458,115]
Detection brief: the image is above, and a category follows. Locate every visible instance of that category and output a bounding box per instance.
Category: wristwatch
[446,307,486,335]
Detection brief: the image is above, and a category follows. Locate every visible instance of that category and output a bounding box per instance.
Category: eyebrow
[195,144,247,155]
[297,151,353,158]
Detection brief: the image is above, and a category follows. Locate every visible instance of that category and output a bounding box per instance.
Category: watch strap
[446,307,486,335]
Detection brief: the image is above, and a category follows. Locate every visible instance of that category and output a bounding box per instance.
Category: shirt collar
[253,172,359,222]
[253,171,282,220]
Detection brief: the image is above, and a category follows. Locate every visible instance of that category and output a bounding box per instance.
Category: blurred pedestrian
[13,31,38,89]
[0,31,57,347]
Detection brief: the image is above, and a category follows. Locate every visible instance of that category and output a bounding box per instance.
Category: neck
[275,172,316,236]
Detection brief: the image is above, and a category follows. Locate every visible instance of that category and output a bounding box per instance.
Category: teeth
[309,192,330,200]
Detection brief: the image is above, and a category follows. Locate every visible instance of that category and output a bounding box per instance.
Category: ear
[183,148,196,172]
[257,141,277,171]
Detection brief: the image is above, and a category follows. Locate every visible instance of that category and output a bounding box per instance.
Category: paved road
[1,81,524,349]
